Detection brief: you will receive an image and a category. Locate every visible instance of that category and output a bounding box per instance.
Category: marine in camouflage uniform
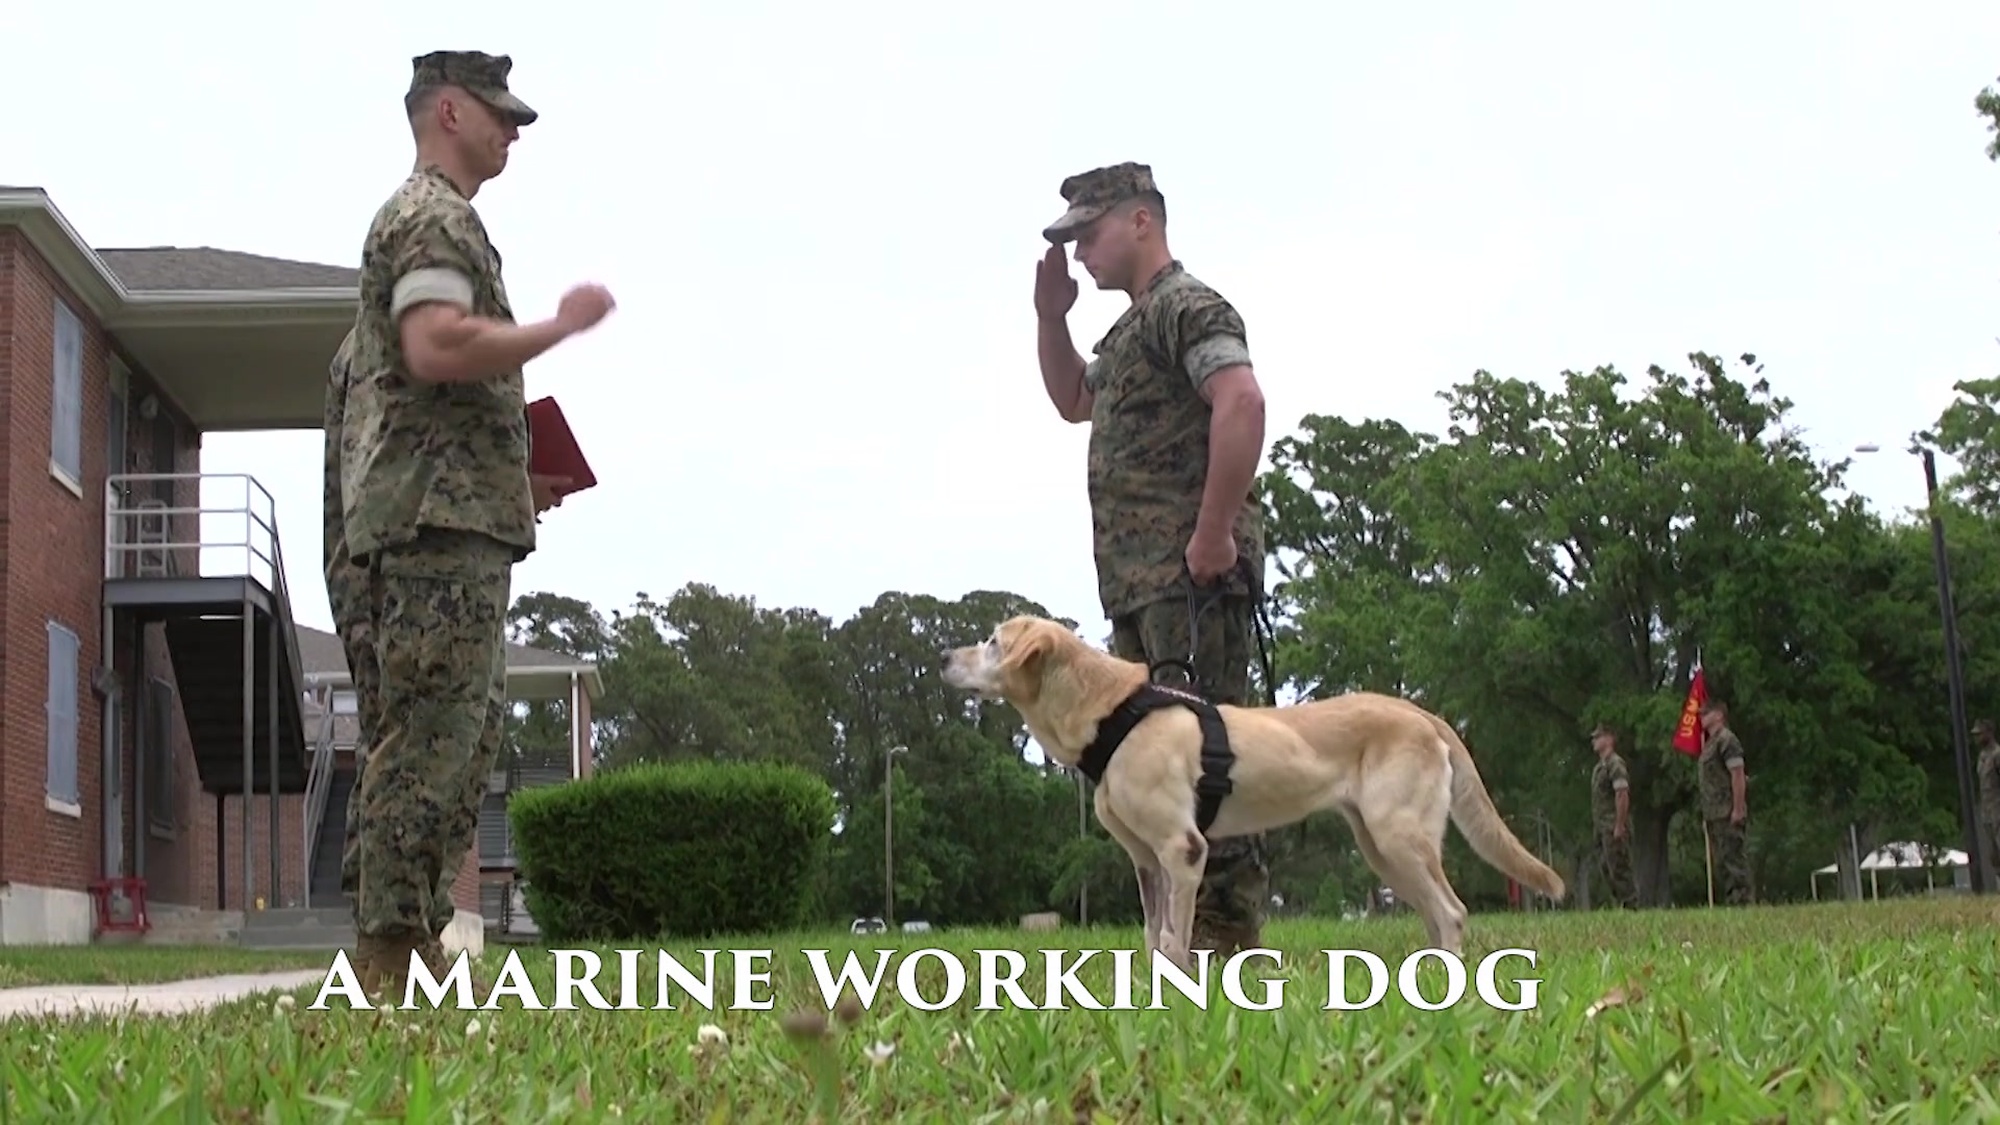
[1587,722,1638,910]
[1696,700,1753,906]
[1034,163,1272,956]
[323,333,465,963]
[343,50,606,996]
[1975,719,2000,892]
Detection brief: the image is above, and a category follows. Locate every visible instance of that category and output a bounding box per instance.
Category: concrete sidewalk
[0,969,326,1019]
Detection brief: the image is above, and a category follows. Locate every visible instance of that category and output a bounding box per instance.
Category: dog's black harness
[1070,556,1279,837]
[1076,682,1237,835]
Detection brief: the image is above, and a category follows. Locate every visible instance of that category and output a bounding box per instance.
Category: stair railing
[103,472,321,907]
[301,685,339,908]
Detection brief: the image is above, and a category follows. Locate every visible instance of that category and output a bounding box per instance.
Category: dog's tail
[1432,716,1567,901]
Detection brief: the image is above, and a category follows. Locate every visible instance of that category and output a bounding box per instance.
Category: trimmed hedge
[507,759,836,944]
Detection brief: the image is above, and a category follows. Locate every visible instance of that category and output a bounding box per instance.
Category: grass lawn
[0,945,334,988]
[3,897,1998,1120]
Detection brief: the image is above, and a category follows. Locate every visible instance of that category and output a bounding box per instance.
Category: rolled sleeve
[1611,777,1629,791]
[1155,284,1251,390]
[385,198,486,320]
[391,267,477,319]
[1183,333,1252,388]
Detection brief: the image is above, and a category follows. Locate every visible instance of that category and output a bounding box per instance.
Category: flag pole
[1704,823,1715,907]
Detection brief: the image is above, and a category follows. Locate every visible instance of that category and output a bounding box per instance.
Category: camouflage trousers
[1108,591,1268,955]
[329,560,488,941]
[1704,815,1754,906]
[352,528,513,943]
[1595,829,1637,909]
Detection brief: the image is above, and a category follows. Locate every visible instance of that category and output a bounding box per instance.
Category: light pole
[1854,442,1992,894]
[1076,769,1089,926]
[883,744,906,927]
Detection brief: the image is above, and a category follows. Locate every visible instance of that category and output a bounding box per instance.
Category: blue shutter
[50,300,83,482]
[45,623,80,805]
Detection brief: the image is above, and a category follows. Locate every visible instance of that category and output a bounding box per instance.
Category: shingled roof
[95,247,358,291]
[294,623,592,682]
[0,184,358,292]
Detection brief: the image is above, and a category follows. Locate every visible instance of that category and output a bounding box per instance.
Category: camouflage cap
[1976,717,1994,736]
[409,50,537,127]
[1041,162,1157,244]
[1590,722,1615,738]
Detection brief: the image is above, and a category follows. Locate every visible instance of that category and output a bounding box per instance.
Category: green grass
[0,945,334,988]
[4,897,1999,1121]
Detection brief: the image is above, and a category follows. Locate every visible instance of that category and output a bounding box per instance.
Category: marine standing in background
[1697,699,1753,905]
[1589,722,1638,909]
[1030,162,1273,955]
[342,49,613,994]
[1974,718,1999,891]
[320,331,382,922]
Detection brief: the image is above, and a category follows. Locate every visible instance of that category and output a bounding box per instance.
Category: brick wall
[1,229,110,897]
[0,230,13,890]
[1,230,483,925]
[1,233,325,915]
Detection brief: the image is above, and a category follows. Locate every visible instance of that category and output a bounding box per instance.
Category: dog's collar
[1076,682,1237,835]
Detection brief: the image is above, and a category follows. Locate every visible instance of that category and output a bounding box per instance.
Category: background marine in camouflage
[1033,161,1273,954]
[1974,718,1999,889]
[1589,722,1638,909]
[1696,700,1753,905]
[341,49,614,997]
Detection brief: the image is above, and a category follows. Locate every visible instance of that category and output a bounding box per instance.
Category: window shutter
[50,302,83,480]
[46,623,79,805]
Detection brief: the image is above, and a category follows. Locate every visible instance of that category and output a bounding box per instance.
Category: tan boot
[356,932,424,1004]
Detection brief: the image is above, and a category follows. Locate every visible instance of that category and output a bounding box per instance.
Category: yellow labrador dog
[942,615,1566,970]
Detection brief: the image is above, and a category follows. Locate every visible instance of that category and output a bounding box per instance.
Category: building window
[147,677,176,834]
[45,622,81,808]
[332,690,359,715]
[50,299,84,488]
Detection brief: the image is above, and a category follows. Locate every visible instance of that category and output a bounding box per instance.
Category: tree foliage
[489,353,1999,929]
[1259,353,1999,907]
[1978,76,2000,163]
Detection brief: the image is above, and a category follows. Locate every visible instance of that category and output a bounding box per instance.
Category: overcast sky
[10,2,2000,641]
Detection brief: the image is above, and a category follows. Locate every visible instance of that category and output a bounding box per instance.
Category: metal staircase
[104,473,334,913]
[301,686,343,909]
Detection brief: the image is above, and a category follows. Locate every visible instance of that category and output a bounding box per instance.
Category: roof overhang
[0,188,358,432]
[303,663,606,702]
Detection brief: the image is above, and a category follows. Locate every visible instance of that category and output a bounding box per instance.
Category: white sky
[9,2,1999,641]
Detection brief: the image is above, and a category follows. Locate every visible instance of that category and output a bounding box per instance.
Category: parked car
[849,916,887,935]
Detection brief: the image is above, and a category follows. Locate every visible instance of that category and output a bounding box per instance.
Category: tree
[1261,352,1939,906]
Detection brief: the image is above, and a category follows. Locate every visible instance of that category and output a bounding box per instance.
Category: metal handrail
[301,686,339,907]
[104,472,320,907]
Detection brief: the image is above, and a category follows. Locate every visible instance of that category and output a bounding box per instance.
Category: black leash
[1147,555,1280,708]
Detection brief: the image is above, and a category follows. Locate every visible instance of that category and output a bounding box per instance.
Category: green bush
[507,759,836,944]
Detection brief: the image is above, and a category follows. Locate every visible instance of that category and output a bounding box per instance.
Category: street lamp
[883,744,907,927]
[1853,441,1992,895]
[1076,769,1090,926]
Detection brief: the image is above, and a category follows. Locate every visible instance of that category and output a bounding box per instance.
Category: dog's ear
[998,624,1055,686]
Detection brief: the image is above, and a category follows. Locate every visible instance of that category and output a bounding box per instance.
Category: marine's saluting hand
[1034,245,1077,321]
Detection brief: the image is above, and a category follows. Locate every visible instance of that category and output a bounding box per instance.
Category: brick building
[0,185,592,948]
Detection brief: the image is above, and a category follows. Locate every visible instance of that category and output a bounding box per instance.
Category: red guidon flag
[1672,662,1706,756]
